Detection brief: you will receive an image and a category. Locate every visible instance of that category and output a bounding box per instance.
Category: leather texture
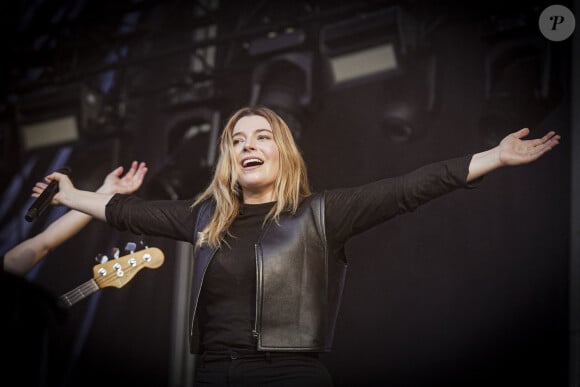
[189,194,348,353]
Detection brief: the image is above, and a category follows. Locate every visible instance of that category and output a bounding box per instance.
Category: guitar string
[60,265,142,306]
[59,280,99,305]
[59,281,92,304]
[59,250,162,306]
[59,249,162,305]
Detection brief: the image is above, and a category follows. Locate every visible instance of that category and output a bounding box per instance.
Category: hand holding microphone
[25,167,72,222]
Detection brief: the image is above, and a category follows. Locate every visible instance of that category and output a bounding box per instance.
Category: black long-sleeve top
[106,155,475,352]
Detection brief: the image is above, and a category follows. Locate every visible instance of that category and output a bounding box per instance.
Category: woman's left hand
[498,128,560,166]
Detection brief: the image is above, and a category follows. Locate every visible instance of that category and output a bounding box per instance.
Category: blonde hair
[193,106,311,247]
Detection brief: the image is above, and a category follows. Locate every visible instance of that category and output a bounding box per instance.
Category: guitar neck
[58,279,100,308]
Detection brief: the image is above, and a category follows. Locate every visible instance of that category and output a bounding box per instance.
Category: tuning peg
[139,239,149,249]
[95,254,109,264]
[111,247,120,259]
[124,242,137,254]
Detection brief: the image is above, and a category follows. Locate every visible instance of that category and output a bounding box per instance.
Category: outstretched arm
[467,128,560,182]
[3,161,148,275]
[46,173,113,221]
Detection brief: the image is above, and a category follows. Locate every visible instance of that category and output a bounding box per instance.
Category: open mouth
[242,158,264,168]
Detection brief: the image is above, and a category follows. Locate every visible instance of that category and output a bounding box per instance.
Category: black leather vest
[189,194,348,353]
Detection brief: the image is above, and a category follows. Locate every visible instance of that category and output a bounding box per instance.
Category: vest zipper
[253,243,262,341]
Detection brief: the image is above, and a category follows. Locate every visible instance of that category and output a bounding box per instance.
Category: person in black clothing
[1,161,147,387]
[41,106,560,386]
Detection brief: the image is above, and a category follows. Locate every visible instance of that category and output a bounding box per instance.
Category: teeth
[243,158,263,167]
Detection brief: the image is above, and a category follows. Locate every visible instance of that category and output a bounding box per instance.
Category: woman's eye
[233,138,242,145]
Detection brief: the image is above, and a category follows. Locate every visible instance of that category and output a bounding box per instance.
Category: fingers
[110,161,141,182]
[122,161,141,180]
[136,162,148,179]
[531,131,560,148]
[111,166,124,177]
[31,182,47,198]
[45,171,62,183]
[512,128,559,145]
[116,161,147,193]
[536,131,557,145]
[32,184,44,193]
[513,127,530,139]
[105,161,148,189]
[547,132,560,145]
[128,161,147,179]
[32,182,46,192]
[526,133,560,161]
[131,163,147,190]
[126,161,138,176]
[43,170,67,183]
[512,128,560,150]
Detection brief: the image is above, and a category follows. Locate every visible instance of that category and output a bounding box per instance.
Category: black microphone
[25,167,71,222]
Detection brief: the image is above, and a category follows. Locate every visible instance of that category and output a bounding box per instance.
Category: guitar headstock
[92,247,164,289]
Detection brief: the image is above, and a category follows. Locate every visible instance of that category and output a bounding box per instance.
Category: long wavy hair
[193,106,311,247]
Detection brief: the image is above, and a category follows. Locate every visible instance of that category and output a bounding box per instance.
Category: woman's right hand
[31,172,76,206]
[30,167,122,222]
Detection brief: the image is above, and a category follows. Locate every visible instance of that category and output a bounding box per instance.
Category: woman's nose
[243,138,256,150]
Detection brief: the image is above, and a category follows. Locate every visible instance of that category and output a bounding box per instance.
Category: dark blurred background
[0,1,576,386]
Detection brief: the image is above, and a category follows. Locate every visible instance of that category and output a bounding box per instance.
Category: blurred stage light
[329,43,398,85]
[249,52,313,140]
[14,81,126,152]
[20,115,79,151]
[15,84,82,152]
[320,7,404,88]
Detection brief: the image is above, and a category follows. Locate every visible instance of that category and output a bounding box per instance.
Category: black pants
[194,350,334,387]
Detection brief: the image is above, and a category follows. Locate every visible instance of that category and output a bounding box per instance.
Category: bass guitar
[58,246,164,307]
